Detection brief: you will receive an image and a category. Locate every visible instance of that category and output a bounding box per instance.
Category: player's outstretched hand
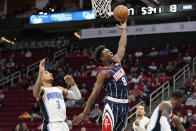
[73,113,86,125]
[116,19,127,30]
[39,58,45,73]
[64,75,75,86]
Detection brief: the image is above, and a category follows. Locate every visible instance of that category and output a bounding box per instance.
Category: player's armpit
[173,116,185,131]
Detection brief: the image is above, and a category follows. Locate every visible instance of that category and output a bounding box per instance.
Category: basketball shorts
[42,121,69,131]
[102,99,129,131]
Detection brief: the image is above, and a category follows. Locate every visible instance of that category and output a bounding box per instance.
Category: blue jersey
[97,61,129,99]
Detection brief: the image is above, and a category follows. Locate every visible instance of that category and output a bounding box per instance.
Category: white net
[91,0,112,18]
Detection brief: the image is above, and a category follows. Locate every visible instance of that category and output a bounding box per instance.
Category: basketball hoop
[91,0,112,18]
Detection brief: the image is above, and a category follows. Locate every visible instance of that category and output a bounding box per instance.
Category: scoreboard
[128,3,196,16]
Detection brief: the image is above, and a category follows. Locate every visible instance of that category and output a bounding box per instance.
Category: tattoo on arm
[161,102,172,118]
[33,72,43,98]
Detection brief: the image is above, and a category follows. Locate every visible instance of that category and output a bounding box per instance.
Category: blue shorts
[102,99,129,131]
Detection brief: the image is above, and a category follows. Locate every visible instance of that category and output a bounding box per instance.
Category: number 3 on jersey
[56,100,61,109]
[121,77,127,86]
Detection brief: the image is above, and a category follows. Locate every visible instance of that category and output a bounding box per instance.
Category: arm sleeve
[160,116,172,131]
[67,85,81,100]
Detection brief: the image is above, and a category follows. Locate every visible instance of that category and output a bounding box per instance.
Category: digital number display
[128,3,195,16]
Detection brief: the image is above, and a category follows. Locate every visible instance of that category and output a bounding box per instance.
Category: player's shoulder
[56,86,64,90]
[144,116,150,121]
[159,101,172,111]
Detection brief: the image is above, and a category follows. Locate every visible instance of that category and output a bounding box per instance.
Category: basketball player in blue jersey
[147,91,183,131]
[33,59,81,131]
[73,20,129,131]
[168,114,185,131]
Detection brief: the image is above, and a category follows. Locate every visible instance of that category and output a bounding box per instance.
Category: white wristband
[67,85,81,100]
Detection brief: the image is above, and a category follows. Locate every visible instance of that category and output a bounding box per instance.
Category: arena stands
[0,42,195,130]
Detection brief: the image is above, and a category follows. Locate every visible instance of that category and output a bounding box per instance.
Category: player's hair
[93,45,105,63]
[137,105,145,110]
[170,90,183,99]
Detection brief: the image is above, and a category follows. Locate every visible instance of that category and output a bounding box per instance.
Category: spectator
[159,63,165,72]
[166,61,174,72]
[76,97,86,108]
[91,70,97,77]
[88,104,102,123]
[183,53,192,63]
[139,72,148,83]
[126,54,134,67]
[159,48,168,55]
[30,112,41,118]
[30,102,40,114]
[177,53,183,63]
[135,50,143,57]
[146,78,153,88]
[176,112,183,122]
[0,57,6,66]
[81,127,87,131]
[139,86,150,105]
[182,115,191,129]
[186,44,195,54]
[130,73,140,84]
[159,73,169,84]
[28,81,35,90]
[148,62,157,70]
[80,83,88,94]
[171,46,178,53]
[25,50,32,58]
[15,122,29,131]
[19,112,31,119]
[21,80,29,90]
[190,114,196,127]
[185,92,196,107]
[9,51,15,58]
[20,51,26,58]
[65,99,76,108]
[21,74,28,83]
[6,58,15,68]
[131,85,141,98]
[0,90,5,108]
[148,48,158,56]
[80,49,90,57]
[187,109,193,121]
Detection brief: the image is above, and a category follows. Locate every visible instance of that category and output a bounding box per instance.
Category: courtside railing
[173,64,190,91]
[149,81,170,114]
[26,58,49,77]
[0,71,21,87]
[128,101,144,119]
[54,48,67,61]
[192,56,196,75]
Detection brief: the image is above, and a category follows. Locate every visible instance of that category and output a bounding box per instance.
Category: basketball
[113,5,129,22]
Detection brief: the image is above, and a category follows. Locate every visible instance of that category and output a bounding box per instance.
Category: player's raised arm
[159,102,172,131]
[63,75,81,100]
[33,59,45,98]
[114,20,127,63]
[73,71,107,125]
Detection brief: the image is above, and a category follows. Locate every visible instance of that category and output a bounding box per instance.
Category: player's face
[136,106,145,116]
[42,71,54,82]
[175,98,183,108]
[101,48,114,63]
